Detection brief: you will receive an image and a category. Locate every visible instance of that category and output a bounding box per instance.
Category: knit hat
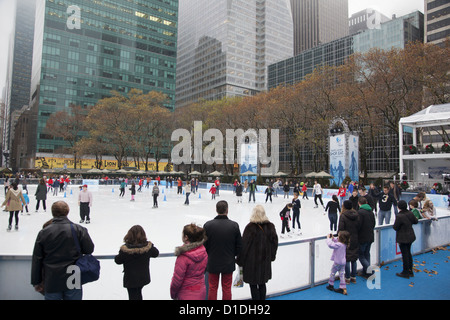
[398,200,408,210]
[343,200,353,210]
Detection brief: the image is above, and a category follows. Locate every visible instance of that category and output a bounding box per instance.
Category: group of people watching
[30,200,277,301]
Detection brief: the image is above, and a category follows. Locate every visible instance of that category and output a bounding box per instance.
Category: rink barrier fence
[1,216,449,300]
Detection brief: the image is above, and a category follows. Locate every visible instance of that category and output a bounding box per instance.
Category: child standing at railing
[326,231,350,295]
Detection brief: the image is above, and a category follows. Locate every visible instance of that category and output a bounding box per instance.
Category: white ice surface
[0,185,344,256]
[1,185,448,300]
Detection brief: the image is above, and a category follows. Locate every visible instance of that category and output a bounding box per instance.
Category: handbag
[233,266,244,288]
[70,223,100,285]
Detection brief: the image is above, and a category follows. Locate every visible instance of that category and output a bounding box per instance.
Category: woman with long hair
[35,178,47,212]
[114,225,159,300]
[422,200,438,221]
[236,205,278,300]
[2,182,26,231]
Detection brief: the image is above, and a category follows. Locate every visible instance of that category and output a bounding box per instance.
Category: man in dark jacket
[31,201,95,300]
[358,187,375,213]
[393,200,418,279]
[204,201,242,300]
[357,197,376,278]
[378,185,398,225]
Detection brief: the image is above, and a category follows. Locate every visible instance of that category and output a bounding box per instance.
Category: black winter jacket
[235,184,243,196]
[393,210,418,244]
[236,221,278,285]
[114,241,159,288]
[338,209,361,262]
[204,215,242,274]
[31,217,95,293]
[357,204,376,243]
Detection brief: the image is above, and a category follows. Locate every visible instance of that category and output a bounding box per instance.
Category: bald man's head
[51,201,70,217]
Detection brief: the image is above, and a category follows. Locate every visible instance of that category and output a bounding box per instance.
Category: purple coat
[170,241,208,300]
[327,238,346,266]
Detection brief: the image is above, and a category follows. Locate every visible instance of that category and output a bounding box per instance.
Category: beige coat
[2,188,26,212]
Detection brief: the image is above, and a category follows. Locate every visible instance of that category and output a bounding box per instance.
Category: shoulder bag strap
[70,223,82,254]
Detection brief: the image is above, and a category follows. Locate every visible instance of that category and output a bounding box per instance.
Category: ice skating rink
[0,184,343,256]
[1,184,448,300]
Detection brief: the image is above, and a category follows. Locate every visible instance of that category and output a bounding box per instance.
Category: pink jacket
[170,242,208,300]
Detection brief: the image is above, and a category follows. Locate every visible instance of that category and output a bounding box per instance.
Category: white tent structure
[399,103,450,182]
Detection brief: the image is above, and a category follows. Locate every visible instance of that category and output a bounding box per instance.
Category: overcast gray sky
[0,0,425,100]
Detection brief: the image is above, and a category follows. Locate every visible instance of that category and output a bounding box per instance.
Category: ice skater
[248,179,257,203]
[129,182,136,201]
[291,192,302,234]
[209,184,217,200]
[2,182,26,231]
[177,178,183,195]
[279,203,293,238]
[52,179,60,196]
[283,181,290,199]
[301,182,309,200]
[235,181,243,203]
[152,182,159,208]
[326,231,350,295]
[119,180,126,197]
[325,195,341,232]
[312,180,325,209]
[78,184,93,224]
[21,192,30,215]
[184,182,191,205]
[265,185,273,203]
[35,178,47,212]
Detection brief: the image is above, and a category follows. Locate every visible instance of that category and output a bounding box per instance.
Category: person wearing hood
[237,205,278,300]
[115,225,159,300]
[393,200,418,279]
[170,224,208,300]
[2,182,26,231]
[338,200,361,284]
[357,197,376,279]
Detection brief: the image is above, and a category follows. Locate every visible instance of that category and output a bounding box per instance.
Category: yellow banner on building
[34,156,169,171]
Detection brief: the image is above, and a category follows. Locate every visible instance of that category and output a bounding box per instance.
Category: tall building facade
[176,0,293,108]
[2,0,36,167]
[290,0,349,55]
[19,0,178,168]
[349,8,391,35]
[425,0,450,46]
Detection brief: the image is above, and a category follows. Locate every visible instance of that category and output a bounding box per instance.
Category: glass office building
[176,0,293,108]
[29,0,178,156]
[269,11,424,89]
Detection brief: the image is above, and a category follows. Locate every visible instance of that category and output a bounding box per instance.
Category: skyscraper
[349,8,391,35]
[19,0,178,168]
[176,0,293,108]
[2,0,36,166]
[290,0,349,55]
[425,0,450,47]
